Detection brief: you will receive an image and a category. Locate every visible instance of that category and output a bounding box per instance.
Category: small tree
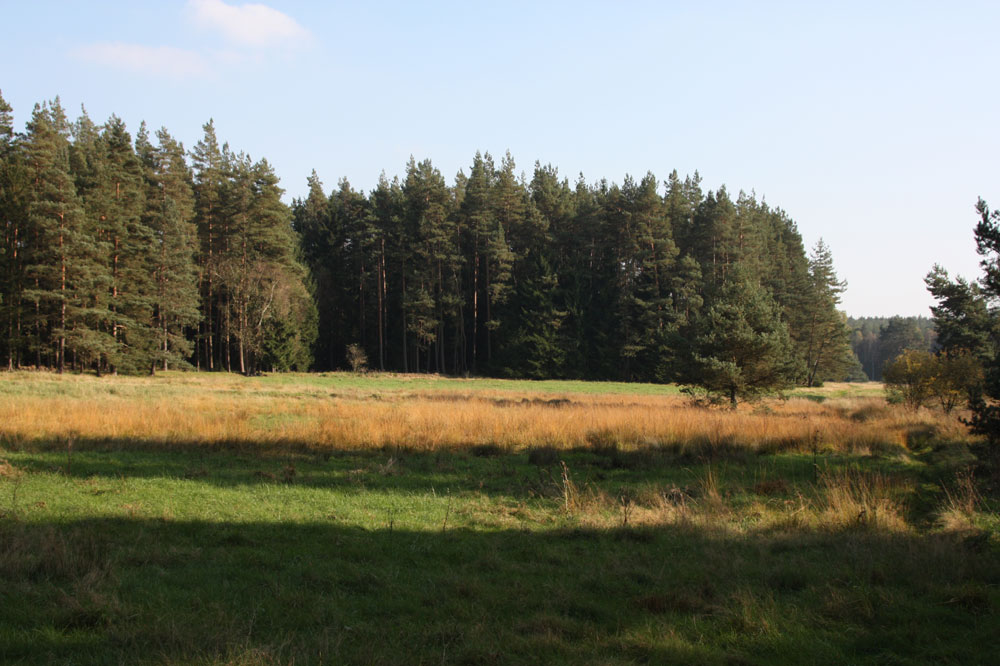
[686,273,802,407]
[346,343,368,373]
[933,352,983,413]
[883,349,937,410]
[883,350,983,413]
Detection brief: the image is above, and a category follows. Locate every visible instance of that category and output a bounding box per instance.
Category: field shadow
[0,434,924,504]
[1,516,997,665]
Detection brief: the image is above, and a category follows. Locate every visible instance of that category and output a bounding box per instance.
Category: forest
[848,316,935,382]
[2,92,857,390]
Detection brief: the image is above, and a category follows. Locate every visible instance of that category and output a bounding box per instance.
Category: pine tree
[292,170,336,369]
[402,158,459,373]
[621,173,678,380]
[458,152,497,372]
[369,173,406,372]
[482,153,516,368]
[22,100,109,372]
[0,90,31,369]
[142,126,200,372]
[96,115,156,373]
[925,264,996,359]
[222,156,313,374]
[796,239,854,385]
[191,120,225,370]
[944,199,1000,448]
[687,270,801,406]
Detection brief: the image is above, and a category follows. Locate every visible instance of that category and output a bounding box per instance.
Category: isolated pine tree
[688,270,801,406]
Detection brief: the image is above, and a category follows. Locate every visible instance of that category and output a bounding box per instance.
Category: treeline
[1,92,856,385]
[848,316,936,381]
[0,94,315,374]
[293,152,855,385]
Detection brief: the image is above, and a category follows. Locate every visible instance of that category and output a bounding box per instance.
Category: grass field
[0,371,997,664]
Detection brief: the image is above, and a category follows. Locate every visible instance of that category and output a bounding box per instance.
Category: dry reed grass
[818,468,910,531]
[937,470,983,531]
[0,373,974,458]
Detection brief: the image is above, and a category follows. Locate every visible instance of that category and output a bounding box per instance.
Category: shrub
[883,350,982,412]
[345,344,368,373]
[883,350,937,410]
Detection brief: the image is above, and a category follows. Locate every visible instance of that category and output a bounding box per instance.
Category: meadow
[0,371,997,665]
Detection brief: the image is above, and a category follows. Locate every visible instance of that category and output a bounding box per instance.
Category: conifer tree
[620,173,678,380]
[191,120,225,369]
[369,173,406,371]
[402,158,458,373]
[0,91,30,369]
[97,115,156,373]
[795,239,854,385]
[925,264,996,359]
[458,152,497,372]
[142,126,200,371]
[22,100,107,373]
[292,170,336,368]
[687,270,801,406]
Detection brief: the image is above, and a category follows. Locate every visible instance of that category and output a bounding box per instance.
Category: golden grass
[0,372,975,457]
[819,469,911,531]
[937,470,983,531]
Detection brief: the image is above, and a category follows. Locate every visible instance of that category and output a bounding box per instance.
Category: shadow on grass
[0,435,923,502]
[1,515,998,665]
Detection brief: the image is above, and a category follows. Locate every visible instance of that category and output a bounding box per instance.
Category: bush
[346,344,368,373]
[883,350,982,412]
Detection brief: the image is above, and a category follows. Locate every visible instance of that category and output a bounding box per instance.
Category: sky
[3,0,998,317]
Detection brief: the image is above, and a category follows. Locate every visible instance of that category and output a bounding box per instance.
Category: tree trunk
[378,240,385,371]
[58,217,65,375]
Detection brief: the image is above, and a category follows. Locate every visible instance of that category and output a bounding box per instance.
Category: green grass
[1,442,998,665]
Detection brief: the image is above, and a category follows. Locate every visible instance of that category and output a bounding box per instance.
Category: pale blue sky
[3,1,998,316]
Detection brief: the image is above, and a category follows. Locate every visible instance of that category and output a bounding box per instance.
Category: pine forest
[0,93,856,391]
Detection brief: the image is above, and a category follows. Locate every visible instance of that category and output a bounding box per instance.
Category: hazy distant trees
[849,316,935,381]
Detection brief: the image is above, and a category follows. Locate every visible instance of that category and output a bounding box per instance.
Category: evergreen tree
[457,152,498,372]
[686,270,801,406]
[953,199,1000,447]
[143,126,201,372]
[402,158,459,373]
[22,100,109,373]
[621,173,678,380]
[368,173,404,372]
[292,170,337,369]
[925,264,996,359]
[96,115,156,373]
[796,239,854,385]
[191,120,225,370]
[0,90,31,369]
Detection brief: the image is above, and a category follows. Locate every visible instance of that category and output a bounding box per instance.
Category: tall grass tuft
[820,469,909,531]
[937,469,982,531]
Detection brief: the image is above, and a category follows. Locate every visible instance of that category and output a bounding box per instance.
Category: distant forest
[848,317,936,382]
[1,93,879,385]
